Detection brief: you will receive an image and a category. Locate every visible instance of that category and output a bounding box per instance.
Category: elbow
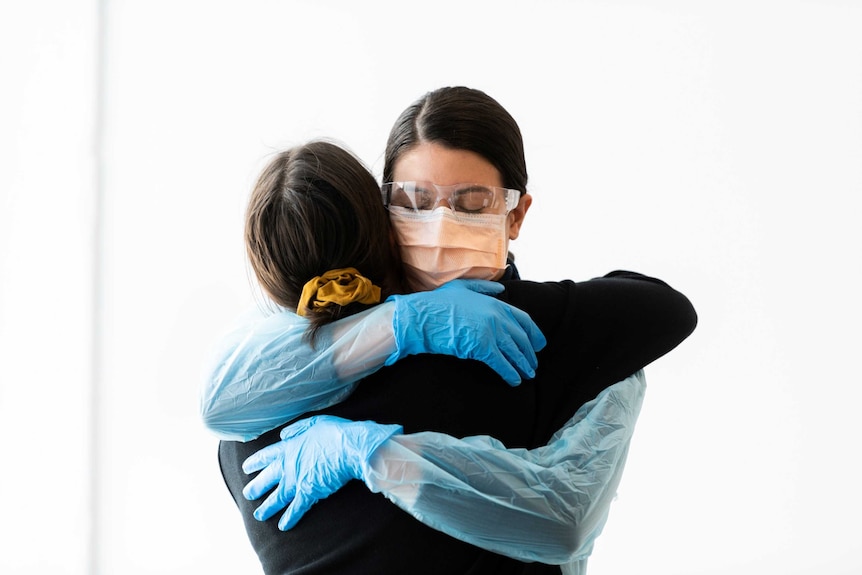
[663,290,698,348]
[675,295,698,343]
[199,391,249,442]
[200,401,220,435]
[541,529,588,565]
[198,363,256,441]
[200,411,254,442]
[535,518,592,564]
[681,292,698,336]
[553,508,604,563]
[198,357,233,438]
[199,398,228,438]
[561,527,588,562]
[662,283,697,336]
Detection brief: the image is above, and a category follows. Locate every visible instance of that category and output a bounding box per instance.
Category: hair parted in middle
[383,86,529,194]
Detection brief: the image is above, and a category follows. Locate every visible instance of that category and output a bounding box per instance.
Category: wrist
[354,422,403,480]
[387,294,424,363]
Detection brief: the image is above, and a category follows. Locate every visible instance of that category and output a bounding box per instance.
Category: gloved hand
[386,279,546,385]
[242,415,403,531]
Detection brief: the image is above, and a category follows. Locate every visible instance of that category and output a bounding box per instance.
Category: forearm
[200,304,396,441]
[362,371,646,564]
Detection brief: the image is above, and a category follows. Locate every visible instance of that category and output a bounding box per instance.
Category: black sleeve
[505,270,696,378]
[569,270,697,380]
[501,270,697,443]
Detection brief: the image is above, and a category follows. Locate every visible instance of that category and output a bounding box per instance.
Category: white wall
[2,1,860,573]
[1,1,98,572]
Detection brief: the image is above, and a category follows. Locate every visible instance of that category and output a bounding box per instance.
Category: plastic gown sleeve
[200,304,397,441]
[361,371,647,568]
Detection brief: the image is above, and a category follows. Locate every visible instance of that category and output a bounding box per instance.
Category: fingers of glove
[493,312,543,376]
[308,414,350,427]
[480,343,523,386]
[279,416,320,441]
[243,460,292,501]
[252,483,295,522]
[243,442,287,474]
[492,328,537,384]
[505,305,547,353]
[277,490,318,531]
[443,281,545,358]
[440,278,504,296]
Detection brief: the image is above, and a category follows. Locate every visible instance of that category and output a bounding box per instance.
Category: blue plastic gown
[201,304,398,442]
[200,305,645,568]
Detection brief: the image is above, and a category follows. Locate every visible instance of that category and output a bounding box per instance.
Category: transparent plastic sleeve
[200,303,397,441]
[362,371,647,566]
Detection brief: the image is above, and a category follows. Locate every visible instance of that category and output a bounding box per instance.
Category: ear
[507,193,532,240]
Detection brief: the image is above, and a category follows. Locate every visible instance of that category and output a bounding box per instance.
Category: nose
[432,197,453,211]
[432,194,452,212]
[431,189,458,211]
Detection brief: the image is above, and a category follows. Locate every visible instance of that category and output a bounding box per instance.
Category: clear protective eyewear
[381,181,522,216]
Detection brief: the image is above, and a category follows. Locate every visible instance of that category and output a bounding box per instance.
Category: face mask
[389,206,509,291]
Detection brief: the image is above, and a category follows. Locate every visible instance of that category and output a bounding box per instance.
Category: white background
[2,1,860,573]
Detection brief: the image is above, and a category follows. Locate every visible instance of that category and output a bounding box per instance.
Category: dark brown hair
[245,140,405,340]
[383,86,528,193]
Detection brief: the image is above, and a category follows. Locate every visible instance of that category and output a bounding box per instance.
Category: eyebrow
[454,184,493,193]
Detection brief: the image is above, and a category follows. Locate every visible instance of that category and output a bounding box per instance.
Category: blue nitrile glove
[385,279,546,385]
[242,415,403,531]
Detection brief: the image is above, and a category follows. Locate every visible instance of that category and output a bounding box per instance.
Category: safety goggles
[381,181,522,216]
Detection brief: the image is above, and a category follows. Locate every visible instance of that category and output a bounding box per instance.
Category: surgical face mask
[389,206,509,291]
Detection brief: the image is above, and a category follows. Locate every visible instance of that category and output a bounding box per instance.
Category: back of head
[245,140,403,334]
[383,86,528,192]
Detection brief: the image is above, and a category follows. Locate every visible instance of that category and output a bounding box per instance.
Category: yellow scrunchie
[297,267,381,316]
